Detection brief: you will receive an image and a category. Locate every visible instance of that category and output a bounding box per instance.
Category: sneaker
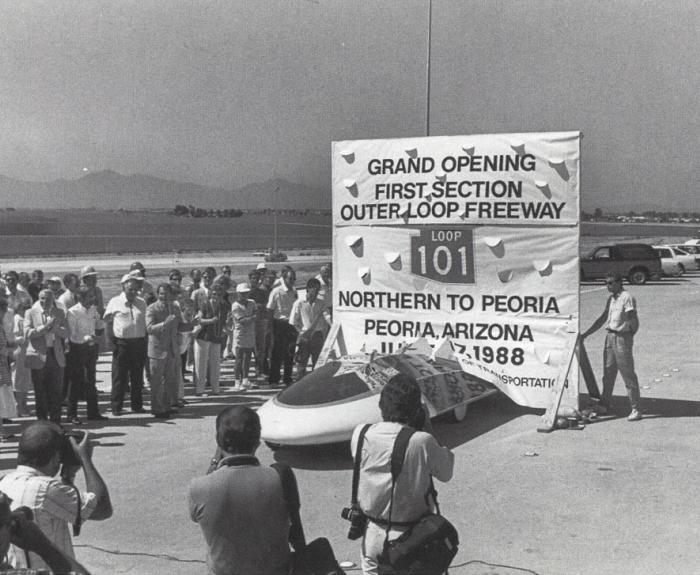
[230,384,245,392]
[627,409,642,421]
[242,378,252,390]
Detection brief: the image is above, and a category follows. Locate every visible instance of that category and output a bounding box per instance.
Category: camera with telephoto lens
[341,504,368,540]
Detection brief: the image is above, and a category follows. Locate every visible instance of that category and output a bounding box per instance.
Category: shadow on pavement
[433,394,540,450]
[270,394,538,470]
[583,395,700,422]
[272,442,353,471]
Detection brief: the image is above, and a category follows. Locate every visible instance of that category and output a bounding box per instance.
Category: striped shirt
[0,465,97,570]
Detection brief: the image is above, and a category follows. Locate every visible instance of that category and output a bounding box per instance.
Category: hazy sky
[1,1,698,211]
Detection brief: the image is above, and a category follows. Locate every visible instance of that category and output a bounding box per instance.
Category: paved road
[0,272,698,575]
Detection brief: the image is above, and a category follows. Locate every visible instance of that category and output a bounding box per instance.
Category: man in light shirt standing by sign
[582,271,642,421]
[104,276,148,416]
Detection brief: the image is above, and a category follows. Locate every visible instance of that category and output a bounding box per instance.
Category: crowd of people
[0,260,333,426]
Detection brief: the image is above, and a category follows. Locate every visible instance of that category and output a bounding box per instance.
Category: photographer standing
[350,375,454,575]
[0,421,112,571]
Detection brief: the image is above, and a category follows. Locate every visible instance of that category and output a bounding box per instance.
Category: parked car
[264,250,288,262]
[652,246,684,277]
[653,245,698,273]
[667,244,700,268]
[580,243,662,285]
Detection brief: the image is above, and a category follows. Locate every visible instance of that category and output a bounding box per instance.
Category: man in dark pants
[266,268,298,386]
[66,287,108,424]
[582,271,642,421]
[103,276,147,415]
[24,289,69,424]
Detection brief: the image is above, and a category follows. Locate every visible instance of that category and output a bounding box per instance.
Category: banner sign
[331,132,581,409]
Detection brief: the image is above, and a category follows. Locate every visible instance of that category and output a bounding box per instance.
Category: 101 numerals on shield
[410,227,475,284]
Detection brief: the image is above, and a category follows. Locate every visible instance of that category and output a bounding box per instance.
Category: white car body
[669,243,700,267]
[258,351,498,446]
[652,246,692,276]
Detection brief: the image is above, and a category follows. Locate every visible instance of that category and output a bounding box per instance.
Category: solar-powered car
[258,349,499,447]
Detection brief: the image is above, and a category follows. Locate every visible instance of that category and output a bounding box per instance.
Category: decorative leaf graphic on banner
[384,252,402,270]
[548,158,570,181]
[358,267,371,284]
[484,236,505,258]
[497,269,514,283]
[533,259,553,276]
[346,235,363,257]
[405,147,418,159]
[343,178,358,197]
[535,180,552,199]
[462,145,475,156]
[535,348,551,365]
[341,150,355,164]
[510,140,526,155]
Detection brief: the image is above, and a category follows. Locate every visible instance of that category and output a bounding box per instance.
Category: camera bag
[376,427,459,575]
[272,462,345,575]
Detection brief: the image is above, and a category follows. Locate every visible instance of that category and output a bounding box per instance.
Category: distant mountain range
[0,171,330,211]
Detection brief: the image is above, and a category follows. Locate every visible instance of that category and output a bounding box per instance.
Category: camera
[341,504,368,540]
[60,430,85,469]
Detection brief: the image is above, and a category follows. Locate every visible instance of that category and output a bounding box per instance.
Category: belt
[366,514,422,527]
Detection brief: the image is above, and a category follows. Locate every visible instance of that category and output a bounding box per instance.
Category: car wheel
[628,268,648,285]
[449,404,468,422]
[679,264,686,273]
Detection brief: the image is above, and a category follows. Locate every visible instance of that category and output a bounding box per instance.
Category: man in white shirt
[290,278,330,380]
[582,270,642,421]
[66,287,107,424]
[266,268,298,386]
[350,375,454,575]
[103,276,147,416]
[0,422,112,571]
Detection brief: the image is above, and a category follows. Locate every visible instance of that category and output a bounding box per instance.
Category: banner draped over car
[331,132,581,409]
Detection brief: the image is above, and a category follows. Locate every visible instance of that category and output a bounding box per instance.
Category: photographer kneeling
[188,406,307,575]
[0,422,113,571]
[349,375,454,575]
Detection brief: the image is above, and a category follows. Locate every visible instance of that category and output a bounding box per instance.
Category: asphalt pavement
[0,271,698,575]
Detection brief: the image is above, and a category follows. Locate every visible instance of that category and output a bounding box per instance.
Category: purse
[376,428,459,575]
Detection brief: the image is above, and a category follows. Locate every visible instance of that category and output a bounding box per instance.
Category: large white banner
[332,132,581,409]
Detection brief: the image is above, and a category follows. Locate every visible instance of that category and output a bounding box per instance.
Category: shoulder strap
[390,427,415,482]
[351,424,372,505]
[383,426,416,548]
[271,462,300,512]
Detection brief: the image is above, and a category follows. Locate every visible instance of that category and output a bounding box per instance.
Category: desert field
[0,209,331,257]
[0,209,698,258]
